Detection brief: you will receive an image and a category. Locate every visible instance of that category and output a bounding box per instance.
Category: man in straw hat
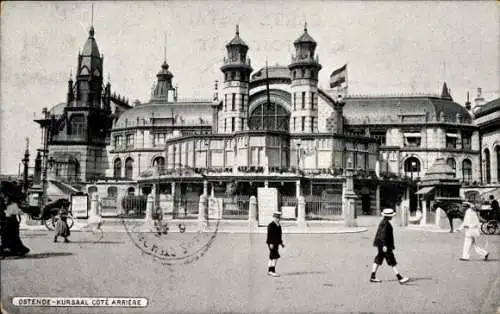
[370,208,409,284]
[456,202,489,261]
[266,211,284,277]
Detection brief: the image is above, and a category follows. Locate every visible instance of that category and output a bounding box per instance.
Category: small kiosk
[415,158,462,225]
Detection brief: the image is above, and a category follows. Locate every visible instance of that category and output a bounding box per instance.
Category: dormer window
[404,132,421,147]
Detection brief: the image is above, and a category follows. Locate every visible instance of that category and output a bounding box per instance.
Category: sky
[1,1,499,174]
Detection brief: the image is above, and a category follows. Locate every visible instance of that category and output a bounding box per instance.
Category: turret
[219,25,253,133]
[288,23,322,134]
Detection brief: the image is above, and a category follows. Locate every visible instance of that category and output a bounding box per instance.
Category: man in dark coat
[266,211,284,277]
[370,208,409,284]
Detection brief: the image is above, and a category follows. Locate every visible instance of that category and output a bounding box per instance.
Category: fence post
[198,194,208,231]
[90,194,99,217]
[343,168,358,227]
[139,194,156,232]
[297,195,306,229]
[248,196,258,231]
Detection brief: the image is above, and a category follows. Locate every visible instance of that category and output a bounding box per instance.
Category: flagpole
[345,62,349,97]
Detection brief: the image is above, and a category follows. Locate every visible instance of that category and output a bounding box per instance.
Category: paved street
[1,226,499,314]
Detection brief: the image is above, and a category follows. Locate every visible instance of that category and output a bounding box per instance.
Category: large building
[36,22,498,220]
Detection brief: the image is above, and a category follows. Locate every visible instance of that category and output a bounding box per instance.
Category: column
[343,167,358,227]
[140,194,155,231]
[264,180,269,188]
[297,195,306,228]
[171,182,176,196]
[248,195,258,231]
[203,180,208,196]
[295,180,301,197]
[198,194,208,231]
[375,184,381,215]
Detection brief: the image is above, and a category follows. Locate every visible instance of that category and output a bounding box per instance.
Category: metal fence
[119,195,147,218]
[173,196,199,219]
[221,195,250,220]
[305,195,343,220]
[279,196,298,220]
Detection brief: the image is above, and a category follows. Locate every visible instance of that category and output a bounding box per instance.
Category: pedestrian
[457,202,489,261]
[370,208,409,284]
[53,205,71,243]
[0,181,30,257]
[489,195,499,221]
[266,211,284,277]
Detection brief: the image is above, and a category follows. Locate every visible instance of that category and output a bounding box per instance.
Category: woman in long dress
[1,189,30,257]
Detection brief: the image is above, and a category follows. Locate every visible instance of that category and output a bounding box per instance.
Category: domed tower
[73,25,103,108]
[288,23,322,134]
[219,25,253,133]
[151,60,175,102]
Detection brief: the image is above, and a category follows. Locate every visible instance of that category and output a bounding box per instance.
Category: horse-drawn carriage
[21,198,74,231]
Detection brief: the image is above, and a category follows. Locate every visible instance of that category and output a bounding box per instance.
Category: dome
[114,101,214,129]
[293,24,317,45]
[226,25,248,48]
[343,95,473,125]
[49,102,67,116]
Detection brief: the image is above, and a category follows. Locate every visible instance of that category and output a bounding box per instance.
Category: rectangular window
[293,93,296,110]
[404,133,421,147]
[311,117,315,132]
[241,94,245,111]
[301,117,305,131]
[462,133,471,150]
[126,134,134,148]
[311,92,315,110]
[232,93,236,111]
[224,118,227,132]
[224,94,227,111]
[302,92,306,109]
[240,118,244,130]
[231,117,235,132]
[446,133,458,149]
[293,117,296,131]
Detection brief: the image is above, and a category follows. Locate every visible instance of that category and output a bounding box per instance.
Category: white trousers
[461,229,488,259]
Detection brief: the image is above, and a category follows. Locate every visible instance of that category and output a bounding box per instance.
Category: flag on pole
[329,64,347,89]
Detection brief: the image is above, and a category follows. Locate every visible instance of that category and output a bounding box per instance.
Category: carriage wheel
[485,221,498,235]
[44,217,56,231]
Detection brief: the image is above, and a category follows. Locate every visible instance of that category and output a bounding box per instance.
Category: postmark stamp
[120,195,221,266]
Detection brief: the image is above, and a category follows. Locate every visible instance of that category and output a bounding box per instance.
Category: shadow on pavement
[22,233,50,237]
[68,241,124,244]
[280,271,326,276]
[2,252,73,260]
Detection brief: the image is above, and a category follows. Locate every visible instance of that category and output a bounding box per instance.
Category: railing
[221,195,250,220]
[305,195,343,220]
[119,195,147,218]
[173,196,199,219]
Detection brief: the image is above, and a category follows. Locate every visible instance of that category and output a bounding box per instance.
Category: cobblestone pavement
[1,226,499,314]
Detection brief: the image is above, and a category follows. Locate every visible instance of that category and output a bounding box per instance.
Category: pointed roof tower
[440,82,453,100]
[294,22,317,47]
[226,24,248,48]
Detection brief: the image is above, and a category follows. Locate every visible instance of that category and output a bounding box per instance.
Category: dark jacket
[373,218,395,250]
[266,221,283,245]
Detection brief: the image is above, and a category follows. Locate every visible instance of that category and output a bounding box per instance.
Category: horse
[434,202,465,233]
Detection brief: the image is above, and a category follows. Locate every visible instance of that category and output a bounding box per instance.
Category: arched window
[153,156,165,172]
[496,146,500,183]
[113,158,122,178]
[446,157,456,177]
[462,159,472,183]
[248,102,290,131]
[125,158,134,179]
[484,148,491,183]
[67,158,80,182]
[69,115,86,137]
[404,157,420,173]
[127,187,135,196]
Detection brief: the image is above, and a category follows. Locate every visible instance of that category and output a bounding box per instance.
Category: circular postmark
[121,195,221,266]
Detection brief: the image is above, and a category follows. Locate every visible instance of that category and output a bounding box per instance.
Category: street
[1,226,499,314]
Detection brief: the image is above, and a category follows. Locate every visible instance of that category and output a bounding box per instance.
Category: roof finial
[163,32,167,62]
[69,70,72,81]
[304,21,308,32]
[236,24,240,36]
[89,3,95,37]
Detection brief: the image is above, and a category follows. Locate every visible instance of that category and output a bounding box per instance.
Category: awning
[416,186,435,195]
[404,132,421,137]
[446,133,458,138]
